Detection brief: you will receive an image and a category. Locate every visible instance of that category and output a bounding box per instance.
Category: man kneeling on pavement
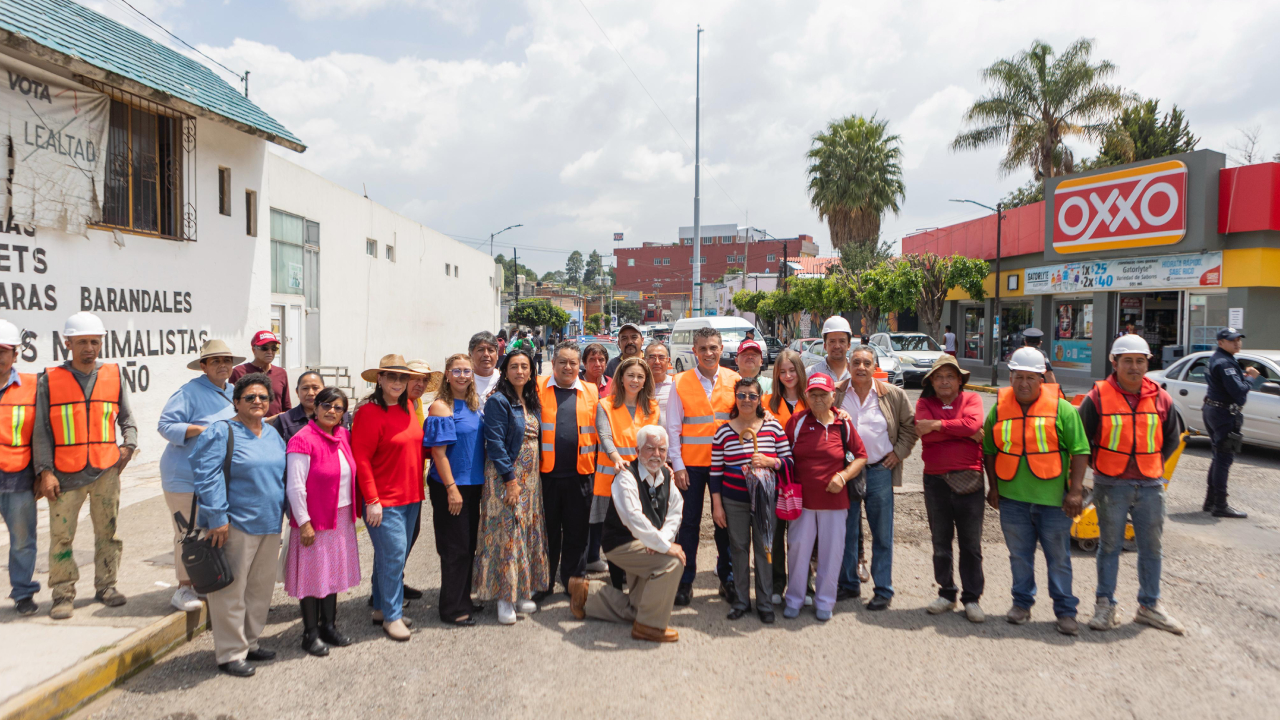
[570,425,686,642]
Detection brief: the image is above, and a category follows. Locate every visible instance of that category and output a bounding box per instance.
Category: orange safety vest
[47,364,122,474]
[538,377,599,476]
[763,392,806,427]
[1092,380,1163,478]
[676,367,739,467]
[0,373,37,473]
[593,397,659,496]
[993,384,1063,482]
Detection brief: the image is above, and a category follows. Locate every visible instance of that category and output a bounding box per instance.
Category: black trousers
[1204,405,1243,504]
[676,465,732,586]
[427,480,483,621]
[542,473,591,591]
[922,474,985,604]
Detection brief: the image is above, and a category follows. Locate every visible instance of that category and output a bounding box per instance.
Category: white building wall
[266,154,499,396]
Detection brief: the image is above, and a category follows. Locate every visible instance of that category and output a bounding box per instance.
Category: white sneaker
[804,594,814,607]
[585,560,609,573]
[771,593,782,606]
[926,596,959,615]
[170,586,203,613]
[497,600,518,625]
[1088,598,1121,631]
[517,599,538,614]
[1134,601,1186,635]
[964,602,985,623]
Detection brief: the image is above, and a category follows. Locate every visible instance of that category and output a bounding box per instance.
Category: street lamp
[950,199,1004,387]
[489,224,523,257]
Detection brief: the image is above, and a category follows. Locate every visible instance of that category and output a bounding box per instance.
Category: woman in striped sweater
[711,377,793,623]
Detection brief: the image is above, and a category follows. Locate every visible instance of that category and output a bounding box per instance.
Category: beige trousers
[584,539,683,630]
[48,468,122,603]
[163,491,194,583]
[206,526,280,664]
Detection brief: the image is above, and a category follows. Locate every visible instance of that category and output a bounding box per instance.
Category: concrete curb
[0,606,208,720]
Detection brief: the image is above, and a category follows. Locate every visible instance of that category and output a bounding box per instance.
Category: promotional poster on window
[1023,252,1223,295]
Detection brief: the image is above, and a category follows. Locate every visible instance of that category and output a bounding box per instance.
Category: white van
[669,316,763,372]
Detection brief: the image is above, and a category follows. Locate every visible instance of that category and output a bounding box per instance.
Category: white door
[286,304,304,370]
[1174,354,1211,433]
[1236,355,1280,447]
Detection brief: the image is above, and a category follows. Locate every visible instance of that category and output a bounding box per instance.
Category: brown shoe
[631,621,678,643]
[383,618,411,642]
[568,576,589,620]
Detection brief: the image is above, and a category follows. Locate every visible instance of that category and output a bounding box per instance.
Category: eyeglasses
[318,401,346,413]
[241,393,270,403]
[735,392,760,401]
[450,368,473,377]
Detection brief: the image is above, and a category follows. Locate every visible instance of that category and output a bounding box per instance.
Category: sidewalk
[0,463,196,717]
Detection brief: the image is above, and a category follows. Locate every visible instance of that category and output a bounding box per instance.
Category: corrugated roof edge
[0,28,306,153]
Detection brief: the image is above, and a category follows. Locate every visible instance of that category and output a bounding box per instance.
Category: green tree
[565,250,584,286]
[494,254,538,290]
[585,312,608,335]
[1001,179,1044,209]
[509,299,571,331]
[1082,99,1198,170]
[583,250,604,287]
[807,114,905,249]
[615,299,643,325]
[952,38,1130,180]
[732,290,767,314]
[894,254,990,340]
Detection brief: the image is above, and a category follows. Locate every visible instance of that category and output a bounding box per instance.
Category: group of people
[1,310,1263,678]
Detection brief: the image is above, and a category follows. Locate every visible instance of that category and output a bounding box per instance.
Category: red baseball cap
[737,339,763,356]
[806,373,835,393]
[251,330,280,347]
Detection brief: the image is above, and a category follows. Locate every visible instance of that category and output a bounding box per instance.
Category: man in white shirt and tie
[570,426,685,642]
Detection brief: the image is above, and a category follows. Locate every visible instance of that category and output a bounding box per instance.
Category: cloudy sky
[89,0,1280,275]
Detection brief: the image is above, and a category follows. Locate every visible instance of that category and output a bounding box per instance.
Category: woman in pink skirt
[285,387,361,657]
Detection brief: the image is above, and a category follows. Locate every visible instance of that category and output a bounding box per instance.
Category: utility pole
[691,25,704,318]
[513,246,519,309]
[992,201,1004,387]
[489,224,523,257]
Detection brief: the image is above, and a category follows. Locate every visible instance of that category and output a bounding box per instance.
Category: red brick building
[615,224,817,295]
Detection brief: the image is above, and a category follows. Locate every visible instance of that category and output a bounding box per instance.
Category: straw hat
[360,353,425,383]
[920,354,971,398]
[187,339,245,370]
[405,359,443,393]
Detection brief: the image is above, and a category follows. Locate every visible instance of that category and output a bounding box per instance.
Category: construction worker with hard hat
[663,325,740,607]
[1076,334,1186,635]
[34,312,138,620]
[0,319,40,616]
[981,346,1090,635]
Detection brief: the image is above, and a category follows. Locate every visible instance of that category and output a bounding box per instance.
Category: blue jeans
[839,462,894,599]
[998,498,1078,617]
[1094,483,1164,608]
[0,490,39,601]
[366,503,419,622]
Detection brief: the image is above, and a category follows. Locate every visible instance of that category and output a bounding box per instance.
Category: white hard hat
[1110,334,1152,358]
[63,312,106,337]
[1007,347,1047,373]
[821,315,852,337]
[0,319,20,347]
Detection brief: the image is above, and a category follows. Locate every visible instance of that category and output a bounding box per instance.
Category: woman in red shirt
[351,354,426,642]
[914,355,986,623]
[781,373,866,621]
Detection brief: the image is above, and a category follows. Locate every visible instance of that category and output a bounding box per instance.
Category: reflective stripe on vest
[0,373,37,473]
[676,368,739,466]
[593,398,659,496]
[537,377,599,475]
[47,364,122,474]
[993,384,1063,482]
[1092,380,1164,479]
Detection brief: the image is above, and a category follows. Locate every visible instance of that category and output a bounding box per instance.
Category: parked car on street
[763,336,784,365]
[869,332,946,385]
[1147,349,1280,449]
[669,316,764,372]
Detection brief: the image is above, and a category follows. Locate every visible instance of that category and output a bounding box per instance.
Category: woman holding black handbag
[188,373,287,678]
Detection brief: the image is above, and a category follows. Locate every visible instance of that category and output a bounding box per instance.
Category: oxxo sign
[1052,160,1188,254]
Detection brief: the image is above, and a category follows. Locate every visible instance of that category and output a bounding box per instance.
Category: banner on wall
[1023,251,1223,295]
[0,54,111,236]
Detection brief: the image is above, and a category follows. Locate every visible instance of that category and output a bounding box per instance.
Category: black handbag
[175,422,235,595]
[839,419,868,503]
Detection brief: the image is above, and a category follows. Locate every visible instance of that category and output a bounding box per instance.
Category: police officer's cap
[1023,328,1044,338]
[1217,327,1246,341]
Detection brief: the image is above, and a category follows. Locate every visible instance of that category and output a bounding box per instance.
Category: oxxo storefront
[913,149,1280,382]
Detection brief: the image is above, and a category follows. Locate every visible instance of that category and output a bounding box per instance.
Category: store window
[1120,292,1181,368]
[1052,299,1094,370]
[999,303,1034,362]
[1188,294,1228,352]
[963,305,985,361]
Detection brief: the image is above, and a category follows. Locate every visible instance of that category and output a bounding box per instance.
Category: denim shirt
[482,392,528,483]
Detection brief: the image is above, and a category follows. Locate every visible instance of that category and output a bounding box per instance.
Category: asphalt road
[71,388,1280,720]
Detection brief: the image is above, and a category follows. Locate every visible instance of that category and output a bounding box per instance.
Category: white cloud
[282,0,480,29]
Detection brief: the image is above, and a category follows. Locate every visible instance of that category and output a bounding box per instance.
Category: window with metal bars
[100,99,191,239]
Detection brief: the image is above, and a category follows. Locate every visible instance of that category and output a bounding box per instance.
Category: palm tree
[952,38,1130,180]
[807,114,905,250]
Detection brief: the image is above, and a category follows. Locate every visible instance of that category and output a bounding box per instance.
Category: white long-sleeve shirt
[285,451,353,527]
[664,364,729,472]
[612,464,684,553]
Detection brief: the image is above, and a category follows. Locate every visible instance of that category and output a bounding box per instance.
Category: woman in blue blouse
[188,373,287,678]
[424,353,486,626]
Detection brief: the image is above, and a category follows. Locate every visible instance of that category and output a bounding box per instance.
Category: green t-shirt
[982,398,1090,507]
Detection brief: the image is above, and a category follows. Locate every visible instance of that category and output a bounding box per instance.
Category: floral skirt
[284,510,362,599]
[471,433,549,603]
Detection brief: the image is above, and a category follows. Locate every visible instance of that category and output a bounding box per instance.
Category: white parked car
[869,332,946,385]
[669,316,763,373]
[1147,350,1280,449]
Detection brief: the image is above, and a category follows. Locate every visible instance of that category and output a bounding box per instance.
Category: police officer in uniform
[1203,328,1260,518]
[1022,328,1058,386]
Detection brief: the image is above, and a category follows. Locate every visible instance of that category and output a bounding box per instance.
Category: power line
[108,0,246,84]
[576,1,745,217]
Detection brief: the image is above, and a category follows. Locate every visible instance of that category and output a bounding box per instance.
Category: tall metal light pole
[950,199,1004,386]
[489,224,523,257]
[691,25,704,318]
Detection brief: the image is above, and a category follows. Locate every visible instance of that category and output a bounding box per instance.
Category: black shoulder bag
[839,419,867,503]
[175,421,236,594]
